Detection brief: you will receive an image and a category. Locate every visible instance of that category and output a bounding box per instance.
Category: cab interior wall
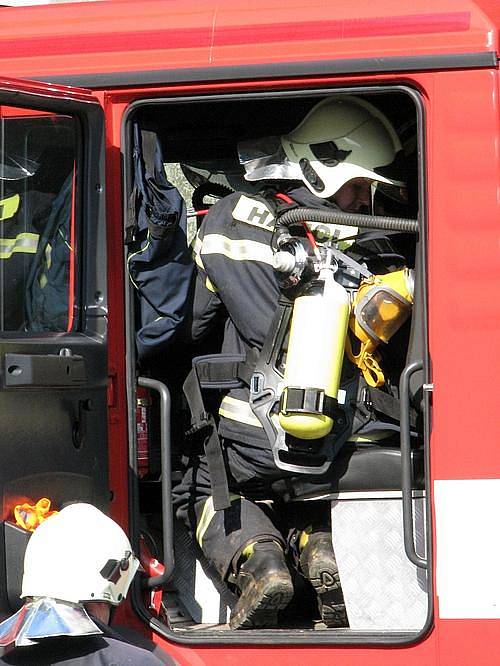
[124,87,427,641]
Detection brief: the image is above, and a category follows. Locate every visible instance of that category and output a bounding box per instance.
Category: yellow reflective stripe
[58,227,73,252]
[205,276,218,293]
[338,239,356,251]
[0,194,20,221]
[194,252,205,269]
[200,234,274,265]
[39,243,52,288]
[45,243,52,270]
[219,396,263,428]
[306,220,357,247]
[196,497,215,547]
[196,493,242,547]
[127,235,151,289]
[0,232,39,259]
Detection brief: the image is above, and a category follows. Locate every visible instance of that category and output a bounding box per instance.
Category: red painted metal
[0,1,498,664]
[98,70,500,666]
[0,0,496,81]
[0,76,94,101]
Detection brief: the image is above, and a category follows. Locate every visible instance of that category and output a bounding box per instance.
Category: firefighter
[174,95,412,629]
[0,153,56,331]
[0,503,171,665]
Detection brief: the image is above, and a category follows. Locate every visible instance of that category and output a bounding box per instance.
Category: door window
[0,107,78,332]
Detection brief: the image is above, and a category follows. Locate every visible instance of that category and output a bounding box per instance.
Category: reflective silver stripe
[201,234,274,265]
[219,396,263,428]
[196,493,242,547]
[192,235,205,269]
[231,195,275,232]
[0,233,39,259]
[193,235,203,254]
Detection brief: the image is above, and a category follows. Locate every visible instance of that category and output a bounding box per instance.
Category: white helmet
[21,503,139,606]
[280,95,404,199]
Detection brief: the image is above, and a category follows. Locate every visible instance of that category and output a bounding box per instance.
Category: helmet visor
[374,181,409,206]
[238,136,302,182]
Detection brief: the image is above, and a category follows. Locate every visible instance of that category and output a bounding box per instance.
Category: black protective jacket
[189,185,405,451]
[0,619,171,666]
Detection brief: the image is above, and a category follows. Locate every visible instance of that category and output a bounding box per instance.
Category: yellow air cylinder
[279,268,349,440]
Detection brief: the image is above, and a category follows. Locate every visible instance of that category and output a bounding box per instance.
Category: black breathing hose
[277,207,419,234]
[192,182,233,212]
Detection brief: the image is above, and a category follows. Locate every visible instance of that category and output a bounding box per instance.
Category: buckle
[361,386,373,410]
[280,387,325,416]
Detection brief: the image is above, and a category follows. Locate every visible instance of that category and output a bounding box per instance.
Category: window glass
[0,107,77,332]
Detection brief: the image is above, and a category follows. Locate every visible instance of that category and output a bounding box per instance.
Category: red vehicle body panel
[0,0,497,82]
[0,1,499,664]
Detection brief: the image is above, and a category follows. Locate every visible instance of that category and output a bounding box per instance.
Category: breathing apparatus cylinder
[278,267,350,440]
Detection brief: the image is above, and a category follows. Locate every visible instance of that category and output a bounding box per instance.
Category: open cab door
[0,77,107,614]
[124,87,430,642]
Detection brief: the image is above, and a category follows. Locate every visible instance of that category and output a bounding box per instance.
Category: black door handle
[4,353,86,387]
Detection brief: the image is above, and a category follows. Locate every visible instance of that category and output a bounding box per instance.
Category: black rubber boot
[229,540,294,629]
[299,531,348,628]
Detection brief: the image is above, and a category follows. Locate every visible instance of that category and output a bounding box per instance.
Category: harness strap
[183,350,262,510]
[194,353,249,390]
[366,385,418,429]
[280,386,338,418]
[183,367,231,511]
[330,246,372,278]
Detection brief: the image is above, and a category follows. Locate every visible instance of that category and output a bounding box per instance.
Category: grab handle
[400,360,427,569]
[138,377,175,587]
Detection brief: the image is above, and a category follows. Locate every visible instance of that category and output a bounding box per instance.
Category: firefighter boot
[229,539,294,629]
[299,530,348,627]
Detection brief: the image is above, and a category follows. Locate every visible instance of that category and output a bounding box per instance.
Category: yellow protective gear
[346,268,414,387]
[14,497,58,532]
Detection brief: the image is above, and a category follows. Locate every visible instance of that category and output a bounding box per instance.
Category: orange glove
[14,498,58,532]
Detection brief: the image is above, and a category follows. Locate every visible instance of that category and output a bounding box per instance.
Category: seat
[270,442,424,501]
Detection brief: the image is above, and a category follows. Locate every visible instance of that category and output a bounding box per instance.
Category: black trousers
[173,436,331,579]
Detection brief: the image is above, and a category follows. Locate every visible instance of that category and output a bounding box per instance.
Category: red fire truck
[0,0,498,664]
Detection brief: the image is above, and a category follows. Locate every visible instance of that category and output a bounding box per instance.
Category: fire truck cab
[0,1,498,664]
